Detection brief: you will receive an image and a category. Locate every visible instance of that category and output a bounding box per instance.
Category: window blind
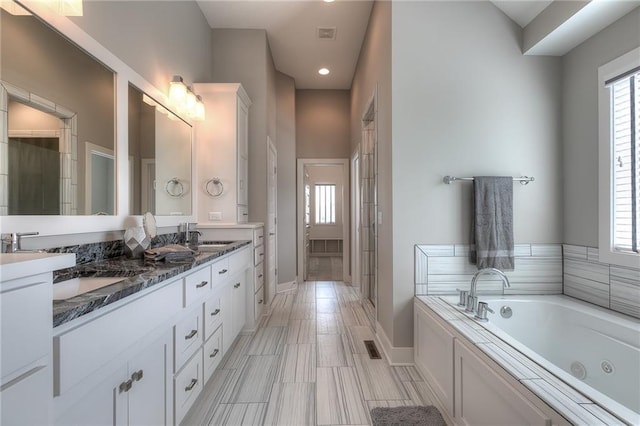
[611,71,640,253]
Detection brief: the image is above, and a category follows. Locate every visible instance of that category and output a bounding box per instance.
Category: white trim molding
[376,321,414,365]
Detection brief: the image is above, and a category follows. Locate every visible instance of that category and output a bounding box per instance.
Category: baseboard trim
[276,280,297,293]
[376,321,414,365]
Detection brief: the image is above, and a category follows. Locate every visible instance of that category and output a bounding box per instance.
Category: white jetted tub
[445,295,640,425]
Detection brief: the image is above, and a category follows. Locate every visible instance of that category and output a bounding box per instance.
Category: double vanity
[0,237,260,425]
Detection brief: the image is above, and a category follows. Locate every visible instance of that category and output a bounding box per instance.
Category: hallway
[182,281,433,425]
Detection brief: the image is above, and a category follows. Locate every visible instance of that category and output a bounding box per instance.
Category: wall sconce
[0,0,83,15]
[168,76,205,121]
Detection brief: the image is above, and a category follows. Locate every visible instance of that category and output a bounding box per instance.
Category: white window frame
[314,183,336,225]
[598,47,640,268]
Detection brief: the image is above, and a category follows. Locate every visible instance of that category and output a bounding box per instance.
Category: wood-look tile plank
[316,285,337,299]
[317,298,339,314]
[206,403,267,426]
[221,355,280,403]
[278,344,316,383]
[181,368,238,425]
[291,302,316,320]
[392,366,424,382]
[287,319,316,344]
[264,382,316,426]
[220,334,252,369]
[353,353,409,401]
[316,367,369,425]
[346,326,377,354]
[246,326,286,355]
[317,312,345,335]
[317,334,353,367]
[403,380,434,406]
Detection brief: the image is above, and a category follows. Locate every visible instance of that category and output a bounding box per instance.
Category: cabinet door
[221,283,234,353]
[1,367,51,426]
[414,303,454,417]
[454,340,552,426]
[231,271,247,338]
[128,335,170,426]
[55,365,128,426]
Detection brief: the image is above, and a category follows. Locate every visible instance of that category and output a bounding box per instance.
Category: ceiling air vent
[317,27,337,40]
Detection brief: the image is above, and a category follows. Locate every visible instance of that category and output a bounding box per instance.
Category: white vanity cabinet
[0,253,75,426]
[195,83,252,224]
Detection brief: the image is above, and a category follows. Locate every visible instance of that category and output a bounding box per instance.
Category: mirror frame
[0,0,196,235]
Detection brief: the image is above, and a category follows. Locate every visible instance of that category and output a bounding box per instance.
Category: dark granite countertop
[52,241,251,328]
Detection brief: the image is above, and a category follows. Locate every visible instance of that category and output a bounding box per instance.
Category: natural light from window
[315,184,336,225]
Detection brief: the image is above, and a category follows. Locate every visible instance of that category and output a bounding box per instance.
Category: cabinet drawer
[254,264,264,294]
[1,277,50,381]
[237,205,249,223]
[204,292,223,340]
[174,307,203,371]
[203,327,223,384]
[254,245,265,266]
[254,286,265,321]
[183,266,211,308]
[230,247,252,273]
[211,257,230,288]
[253,228,264,246]
[174,350,203,425]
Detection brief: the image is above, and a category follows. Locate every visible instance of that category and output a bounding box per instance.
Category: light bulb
[194,96,205,121]
[184,87,197,114]
[318,68,330,75]
[169,75,187,105]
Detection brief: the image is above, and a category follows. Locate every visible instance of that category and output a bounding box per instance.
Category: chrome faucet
[1,232,40,253]
[465,267,511,313]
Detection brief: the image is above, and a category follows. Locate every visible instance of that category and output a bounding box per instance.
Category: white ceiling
[197,1,639,89]
[197,0,374,90]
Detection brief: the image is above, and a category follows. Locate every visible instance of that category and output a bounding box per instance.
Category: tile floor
[182,281,433,425]
[307,256,343,281]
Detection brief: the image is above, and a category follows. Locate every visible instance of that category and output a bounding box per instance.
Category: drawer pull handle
[196,281,208,288]
[258,274,263,278]
[218,269,228,275]
[119,379,133,393]
[185,378,198,392]
[243,213,249,216]
[211,308,221,316]
[234,282,241,289]
[185,329,198,340]
[210,349,219,358]
[258,299,263,304]
[259,253,264,257]
[258,235,264,239]
[131,370,144,382]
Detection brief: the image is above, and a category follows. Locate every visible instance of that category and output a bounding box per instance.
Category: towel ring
[205,178,224,197]
[165,178,184,197]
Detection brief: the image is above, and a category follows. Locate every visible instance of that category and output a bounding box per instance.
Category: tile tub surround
[563,244,640,319]
[414,244,563,296]
[52,240,250,327]
[416,296,625,425]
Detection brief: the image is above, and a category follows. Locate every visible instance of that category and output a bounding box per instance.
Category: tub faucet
[465,267,511,313]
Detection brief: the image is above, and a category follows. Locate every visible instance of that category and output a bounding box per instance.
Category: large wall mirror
[128,85,192,216]
[1,6,116,216]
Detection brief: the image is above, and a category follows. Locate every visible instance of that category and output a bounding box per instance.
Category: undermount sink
[53,277,125,300]
[198,241,234,251]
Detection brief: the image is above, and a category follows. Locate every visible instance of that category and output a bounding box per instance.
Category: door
[267,138,277,304]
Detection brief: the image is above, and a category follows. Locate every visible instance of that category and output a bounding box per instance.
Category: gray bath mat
[370,405,446,426]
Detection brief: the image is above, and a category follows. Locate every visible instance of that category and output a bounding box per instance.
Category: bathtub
[442,294,640,425]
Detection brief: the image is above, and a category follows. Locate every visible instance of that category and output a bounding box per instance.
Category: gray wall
[562,8,640,247]
[350,0,393,341]
[71,1,213,92]
[297,90,351,159]
[389,1,562,348]
[276,71,297,284]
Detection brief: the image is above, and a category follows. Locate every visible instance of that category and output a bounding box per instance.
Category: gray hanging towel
[469,176,515,270]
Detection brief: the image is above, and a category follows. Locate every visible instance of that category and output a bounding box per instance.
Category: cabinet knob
[185,329,198,340]
[131,370,144,382]
[185,378,198,392]
[211,308,221,316]
[196,281,208,288]
[218,268,228,275]
[258,274,263,278]
[258,299,263,304]
[234,282,241,289]
[209,349,219,358]
[119,379,133,393]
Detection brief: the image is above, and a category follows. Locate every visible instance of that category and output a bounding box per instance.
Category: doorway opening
[297,158,350,283]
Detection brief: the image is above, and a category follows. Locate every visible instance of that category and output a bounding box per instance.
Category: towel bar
[442,176,534,185]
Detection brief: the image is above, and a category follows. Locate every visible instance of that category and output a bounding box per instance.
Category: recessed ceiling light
[318,68,330,75]
[323,0,335,3]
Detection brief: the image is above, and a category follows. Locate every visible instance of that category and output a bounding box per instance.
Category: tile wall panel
[562,245,640,319]
[414,244,563,296]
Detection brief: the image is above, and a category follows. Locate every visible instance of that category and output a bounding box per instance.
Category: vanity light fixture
[323,0,335,3]
[193,95,205,121]
[0,0,31,15]
[318,67,330,75]
[169,75,188,105]
[1,0,82,15]
[184,86,197,113]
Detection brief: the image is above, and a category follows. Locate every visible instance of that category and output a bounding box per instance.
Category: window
[599,47,640,268]
[315,184,336,224]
